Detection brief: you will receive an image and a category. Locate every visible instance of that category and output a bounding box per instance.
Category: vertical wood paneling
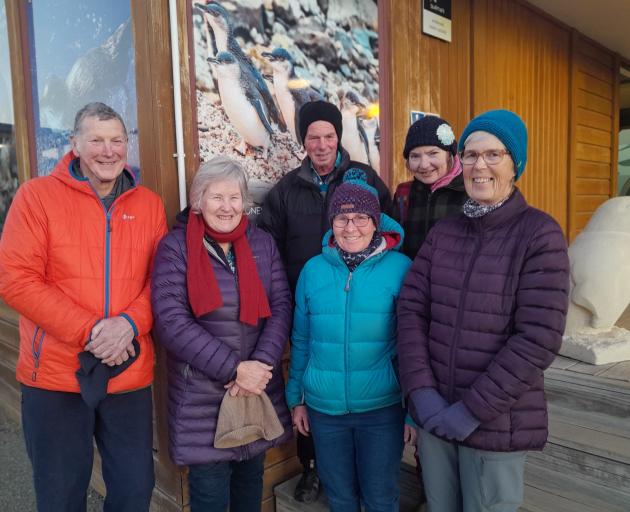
[472,0,570,230]
[568,34,618,240]
[386,0,472,189]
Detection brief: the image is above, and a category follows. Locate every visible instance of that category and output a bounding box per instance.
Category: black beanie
[299,100,343,143]
[403,115,457,159]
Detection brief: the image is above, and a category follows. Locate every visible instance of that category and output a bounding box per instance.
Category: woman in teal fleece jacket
[285,170,414,512]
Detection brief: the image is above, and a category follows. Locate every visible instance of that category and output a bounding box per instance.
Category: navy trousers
[188,452,266,512]
[308,404,405,512]
[21,385,155,512]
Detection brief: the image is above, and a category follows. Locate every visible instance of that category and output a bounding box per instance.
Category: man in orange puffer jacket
[0,103,167,512]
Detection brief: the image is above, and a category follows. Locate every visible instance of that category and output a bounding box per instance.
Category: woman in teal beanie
[398,109,569,512]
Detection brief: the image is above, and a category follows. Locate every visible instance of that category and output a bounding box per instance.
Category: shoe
[294,466,320,503]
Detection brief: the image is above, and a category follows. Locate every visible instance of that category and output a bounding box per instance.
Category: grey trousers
[418,429,527,512]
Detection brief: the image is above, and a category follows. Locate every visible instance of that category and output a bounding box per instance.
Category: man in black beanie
[258,100,391,503]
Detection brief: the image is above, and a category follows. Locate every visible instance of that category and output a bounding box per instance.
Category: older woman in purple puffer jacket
[151,156,292,512]
[397,110,570,512]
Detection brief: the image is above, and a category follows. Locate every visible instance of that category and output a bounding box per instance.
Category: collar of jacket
[296,148,351,185]
[52,150,138,196]
[468,187,528,231]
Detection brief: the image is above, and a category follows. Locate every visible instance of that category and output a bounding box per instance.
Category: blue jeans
[308,404,404,512]
[21,385,155,512]
[418,429,527,512]
[188,452,266,512]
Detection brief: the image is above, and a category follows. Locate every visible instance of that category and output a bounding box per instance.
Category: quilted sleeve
[397,230,438,396]
[0,183,100,345]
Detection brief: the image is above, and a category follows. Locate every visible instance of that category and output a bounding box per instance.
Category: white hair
[189,156,249,213]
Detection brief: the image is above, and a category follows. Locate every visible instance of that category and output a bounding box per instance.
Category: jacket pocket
[30,326,46,382]
[173,363,192,421]
[301,358,313,398]
[477,451,527,510]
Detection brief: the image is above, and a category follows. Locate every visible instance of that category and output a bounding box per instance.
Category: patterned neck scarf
[463,189,514,218]
[335,233,383,272]
[311,151,342,195]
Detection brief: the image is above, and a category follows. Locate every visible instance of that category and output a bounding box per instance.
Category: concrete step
[274,464,425,512]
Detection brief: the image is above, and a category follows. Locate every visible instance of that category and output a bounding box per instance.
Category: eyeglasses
[460,149,510,166]
[332,214,372,228]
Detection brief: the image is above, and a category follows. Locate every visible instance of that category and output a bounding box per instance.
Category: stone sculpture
[561,197,630,364]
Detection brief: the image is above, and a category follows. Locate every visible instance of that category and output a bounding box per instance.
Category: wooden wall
[568,35,620,240]
[386,0,472,184]
[383,0,620,237]
[472,0,570,227]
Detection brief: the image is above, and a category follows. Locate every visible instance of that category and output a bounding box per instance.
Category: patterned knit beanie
[328,169,380,229]
[403,115,457,159]
[299,100,343,143]
[458,109,528,180]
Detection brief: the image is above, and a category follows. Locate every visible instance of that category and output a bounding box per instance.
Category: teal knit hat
[458,109,528,180]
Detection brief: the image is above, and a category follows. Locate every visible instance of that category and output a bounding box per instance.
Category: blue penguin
[359,115,381,174]
[193,3,217,60]
[208,51,273,158]
[262,48,324,144]
[198,2,286,132]
[340,91,370,166]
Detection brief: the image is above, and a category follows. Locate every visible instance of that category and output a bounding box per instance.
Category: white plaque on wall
[422,0,452,43]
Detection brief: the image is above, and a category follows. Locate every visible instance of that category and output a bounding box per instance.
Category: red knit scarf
[186,213,271,325]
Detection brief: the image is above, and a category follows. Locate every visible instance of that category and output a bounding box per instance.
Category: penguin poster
[192,0,380,218]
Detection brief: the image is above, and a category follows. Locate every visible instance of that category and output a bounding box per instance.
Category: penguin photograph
[192,0,379,208]
[262,48,325,144]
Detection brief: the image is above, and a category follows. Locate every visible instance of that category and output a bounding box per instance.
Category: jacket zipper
[30,326,46,382]
[104,209,113,318]
[343,271,353,412]
[447,230,483,403]
[86,181,136,319]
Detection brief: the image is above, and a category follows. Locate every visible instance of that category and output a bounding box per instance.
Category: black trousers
[297,430,316,467]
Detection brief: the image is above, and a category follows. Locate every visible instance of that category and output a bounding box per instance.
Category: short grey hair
[73,102,128,138]
[189,156,249,213]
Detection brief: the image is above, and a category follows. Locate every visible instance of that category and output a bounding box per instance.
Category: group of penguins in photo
[197,1,380,172]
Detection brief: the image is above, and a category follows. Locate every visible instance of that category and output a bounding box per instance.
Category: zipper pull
[344,272,353,292]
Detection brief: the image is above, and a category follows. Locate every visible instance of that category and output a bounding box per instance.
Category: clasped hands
[224,360,273,397]
[85,316,135,366]
[411,388,480,442]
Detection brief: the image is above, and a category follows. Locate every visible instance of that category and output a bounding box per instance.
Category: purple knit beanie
[328,169,380,229]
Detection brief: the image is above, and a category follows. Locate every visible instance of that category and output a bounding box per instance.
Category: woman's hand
[224,381,253,397]
[404,424,417,445]
[235,360,273,395]
[292,405,310,436]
